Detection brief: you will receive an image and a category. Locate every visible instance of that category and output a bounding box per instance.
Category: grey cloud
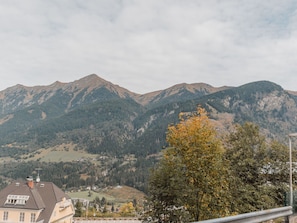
[0,0,296,93]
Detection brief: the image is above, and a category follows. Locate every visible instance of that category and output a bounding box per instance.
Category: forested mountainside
[0,74,296,192]
[0,74,231,156]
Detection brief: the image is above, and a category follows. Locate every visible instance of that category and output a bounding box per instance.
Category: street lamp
[289,133,297,207]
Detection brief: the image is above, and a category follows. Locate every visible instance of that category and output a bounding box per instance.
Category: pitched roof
[0,180,71,222]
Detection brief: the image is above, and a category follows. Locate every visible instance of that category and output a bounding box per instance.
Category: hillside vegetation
[0,74,296,195]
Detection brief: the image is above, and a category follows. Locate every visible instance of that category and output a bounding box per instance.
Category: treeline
[0,156,156,192]
[144,107,294,222]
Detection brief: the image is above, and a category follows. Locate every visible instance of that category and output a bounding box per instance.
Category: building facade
[0,176,74,223]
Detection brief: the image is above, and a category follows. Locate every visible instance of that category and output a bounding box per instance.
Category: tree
[145,155,190,222]
[225,122,267,185]
[225,122,270,213]
[111,203,115,212]
[74,200,83,217]
[101,197,106,206]
[119,202,136,217]
[145,107,232,222]
[93,196,101,206]
[224,122,290,213]
[264,140,290,206]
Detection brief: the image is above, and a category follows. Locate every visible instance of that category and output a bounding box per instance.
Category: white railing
[193,206,292,223]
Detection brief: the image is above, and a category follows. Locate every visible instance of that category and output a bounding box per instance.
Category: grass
[67,185,145,204]
[22,143,98,162]
[67,190,115,201]
[104,185,145,203]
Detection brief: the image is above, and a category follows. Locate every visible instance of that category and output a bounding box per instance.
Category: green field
[22,143,98,162]
[67,186,145,205]
[37,150,96,162]
[67,190,115,202]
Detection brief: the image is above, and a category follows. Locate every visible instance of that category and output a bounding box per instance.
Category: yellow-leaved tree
[119,202,135,217]
[145,107,232,222]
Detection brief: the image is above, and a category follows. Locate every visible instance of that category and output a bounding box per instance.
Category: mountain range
[0,74,297,191]
[0,74,296,156]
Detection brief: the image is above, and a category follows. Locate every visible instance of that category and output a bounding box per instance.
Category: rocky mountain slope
[0,74,296,157]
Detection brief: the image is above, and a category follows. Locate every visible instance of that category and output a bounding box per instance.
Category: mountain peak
[69,74,138,98]
[74,74,110,88]
[135,82,230,106]
[166,82,228,94]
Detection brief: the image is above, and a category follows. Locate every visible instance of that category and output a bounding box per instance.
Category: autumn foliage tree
[146,107,232,222]
[119,202,136,217]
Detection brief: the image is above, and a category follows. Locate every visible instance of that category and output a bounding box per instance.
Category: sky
[0,0,297,94]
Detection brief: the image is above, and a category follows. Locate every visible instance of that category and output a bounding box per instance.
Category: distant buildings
[0,176,74,223]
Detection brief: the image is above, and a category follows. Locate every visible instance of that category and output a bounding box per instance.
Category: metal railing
[192,206,292,223]
[285,191,297,213]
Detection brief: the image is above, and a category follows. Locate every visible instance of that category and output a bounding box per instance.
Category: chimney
[26,176,34,189]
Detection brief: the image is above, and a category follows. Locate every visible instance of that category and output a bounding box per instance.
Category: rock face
[0,74,296,156]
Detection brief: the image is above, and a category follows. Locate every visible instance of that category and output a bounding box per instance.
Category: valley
[0,74,296,205]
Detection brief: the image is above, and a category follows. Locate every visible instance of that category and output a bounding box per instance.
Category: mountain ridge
[0,74,297,153]
[0,74,235,115]
[0,74,295,140]
[0,74,296,192]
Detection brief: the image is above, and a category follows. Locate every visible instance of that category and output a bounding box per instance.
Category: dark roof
[0,180,71,222]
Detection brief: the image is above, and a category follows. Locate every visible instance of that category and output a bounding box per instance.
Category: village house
[0,176,74,223]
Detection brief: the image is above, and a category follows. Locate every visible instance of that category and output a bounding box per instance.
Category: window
[3,211,8,221]
[19,212,25,222]
[5,195,29,205]
[30,213,36,222]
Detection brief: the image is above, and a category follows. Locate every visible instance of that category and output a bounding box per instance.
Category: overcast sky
[0,0,297,94]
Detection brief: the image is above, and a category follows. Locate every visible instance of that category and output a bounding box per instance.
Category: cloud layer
[0,0,297,93]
